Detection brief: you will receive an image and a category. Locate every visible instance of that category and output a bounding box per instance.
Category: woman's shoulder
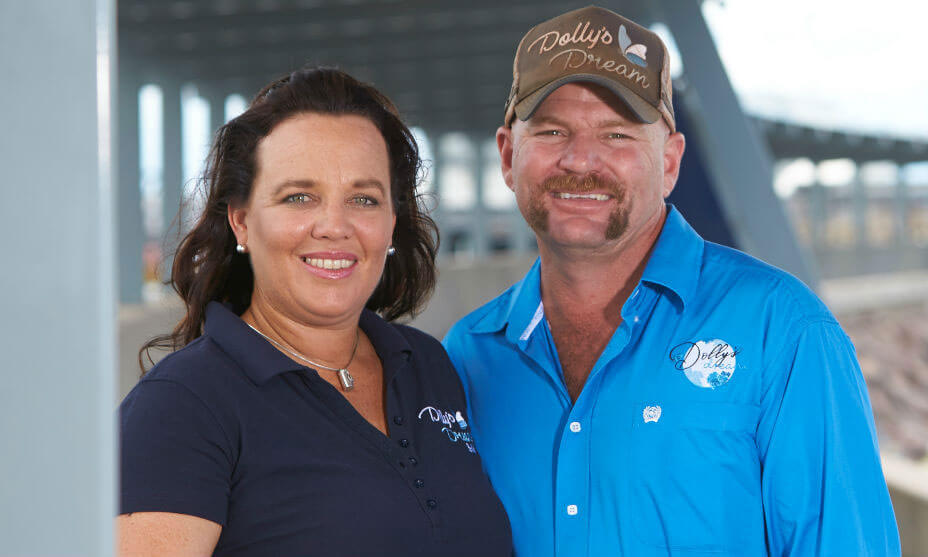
[127,335,247,416]
[141,335,237,385]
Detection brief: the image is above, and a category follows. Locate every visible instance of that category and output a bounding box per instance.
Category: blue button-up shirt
[444,206,900,556]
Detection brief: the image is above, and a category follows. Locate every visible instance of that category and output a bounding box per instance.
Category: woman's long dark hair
[140,67,438,371]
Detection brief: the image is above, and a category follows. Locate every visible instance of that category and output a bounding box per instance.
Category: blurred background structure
[3,0,927,555]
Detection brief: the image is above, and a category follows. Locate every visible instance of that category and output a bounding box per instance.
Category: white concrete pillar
[471,133,489,257]
[893,164,908,247]
[117,64,144,303]
[162,80,184,278]
[0,0,116,555]
[851,164,868,250]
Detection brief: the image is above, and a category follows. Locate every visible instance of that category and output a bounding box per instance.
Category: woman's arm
[117,512,222,556]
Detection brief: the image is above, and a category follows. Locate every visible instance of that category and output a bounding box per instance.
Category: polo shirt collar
[359,307,412,385]
[204,301,412,386]
[469,205,703,338]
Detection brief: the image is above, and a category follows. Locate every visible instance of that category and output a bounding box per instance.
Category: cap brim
[513,74,661,125]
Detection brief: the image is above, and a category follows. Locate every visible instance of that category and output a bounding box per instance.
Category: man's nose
[557,134,604,174]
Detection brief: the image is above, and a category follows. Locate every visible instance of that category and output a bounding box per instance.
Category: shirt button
[569,421,582,433]
[408,457,418,466]
[398,461,406,468]
[566,504,578,516]
[415,479,425,488]
[393,416,404,426]
[399,439,409,448]
[633,315,640,323]
[426,499,438,509]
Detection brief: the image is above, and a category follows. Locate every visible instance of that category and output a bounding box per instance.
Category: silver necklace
[246,323,359,391]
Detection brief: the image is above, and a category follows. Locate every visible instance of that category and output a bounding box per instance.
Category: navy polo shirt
[120,302,511,556]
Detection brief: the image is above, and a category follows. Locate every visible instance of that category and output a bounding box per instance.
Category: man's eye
[539,129,563,136]
[284,193,310,204]
[607,132,629,140]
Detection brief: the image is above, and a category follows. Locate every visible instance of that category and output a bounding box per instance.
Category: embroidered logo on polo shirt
[669,339,740,389]
[418,405,476,453]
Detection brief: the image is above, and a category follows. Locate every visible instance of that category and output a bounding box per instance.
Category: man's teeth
[302,257,355,270]
[554,192,610,201]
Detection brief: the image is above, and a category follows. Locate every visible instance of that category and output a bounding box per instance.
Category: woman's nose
[311,202,352,240]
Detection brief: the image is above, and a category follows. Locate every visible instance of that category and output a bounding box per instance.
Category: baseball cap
[503,5,675,132]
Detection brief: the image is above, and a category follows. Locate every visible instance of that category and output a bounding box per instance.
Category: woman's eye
[284,193,310,204]
[351,195,380,206]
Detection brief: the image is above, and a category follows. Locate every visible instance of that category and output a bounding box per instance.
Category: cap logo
[618,24,648,67]
[526,18,651,90]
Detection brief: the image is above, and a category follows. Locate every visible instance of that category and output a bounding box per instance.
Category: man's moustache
[539,174,622,196]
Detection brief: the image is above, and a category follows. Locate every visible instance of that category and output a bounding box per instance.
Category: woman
[118,67,511,556]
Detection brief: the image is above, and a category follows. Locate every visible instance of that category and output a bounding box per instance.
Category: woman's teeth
[554,192,610,201]
[302,257,354,270]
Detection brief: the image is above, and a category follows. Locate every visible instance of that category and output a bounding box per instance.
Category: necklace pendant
[337,368,354,391]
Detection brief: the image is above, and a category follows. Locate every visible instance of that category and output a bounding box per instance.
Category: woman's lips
[299,252,358,279]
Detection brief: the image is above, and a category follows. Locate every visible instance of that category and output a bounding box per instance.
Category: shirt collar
[469,205,703,337]
[469,258,543,341]
[638,204,704,310]
[204,301,412,386]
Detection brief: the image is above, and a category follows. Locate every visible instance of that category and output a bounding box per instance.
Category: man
[443,6,900,556]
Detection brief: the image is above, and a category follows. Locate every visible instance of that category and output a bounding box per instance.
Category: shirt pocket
[627,401,764,553]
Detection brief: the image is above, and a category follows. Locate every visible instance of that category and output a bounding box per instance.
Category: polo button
[633,315,640,323]
[399,439,409,448]
[566,504,578,516]
[426,499,438,509]
[393,416,404,426]
[415,479,425,488]
[398,461,406,468]
[408,457,418,466]
[569,421,582,433]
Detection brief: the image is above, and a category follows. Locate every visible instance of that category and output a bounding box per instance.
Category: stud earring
[236,243,248,254]
[387,246,396,256]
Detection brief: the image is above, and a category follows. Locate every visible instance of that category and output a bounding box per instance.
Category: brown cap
[503,5,675,132]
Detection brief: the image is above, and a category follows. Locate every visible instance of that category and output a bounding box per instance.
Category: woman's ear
[228,202,248,247]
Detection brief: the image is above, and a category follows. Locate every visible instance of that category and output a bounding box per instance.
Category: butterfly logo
[618,24,648,67]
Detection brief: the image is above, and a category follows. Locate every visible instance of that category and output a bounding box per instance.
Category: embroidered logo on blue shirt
[642,405,662,423]
[669,339,740,389]
[418,405,476,453]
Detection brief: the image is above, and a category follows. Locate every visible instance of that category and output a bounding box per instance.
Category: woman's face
[230,113,396,328]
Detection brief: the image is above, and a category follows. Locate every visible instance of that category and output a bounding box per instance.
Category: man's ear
[662,131,686,198]
[228,202,248,246]
[497,126,515,191]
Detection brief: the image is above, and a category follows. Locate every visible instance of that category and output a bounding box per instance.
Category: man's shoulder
[700,241,832,322]
[445,282,521,344]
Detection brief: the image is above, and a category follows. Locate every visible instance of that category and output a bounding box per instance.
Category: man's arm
[756,319,901,555]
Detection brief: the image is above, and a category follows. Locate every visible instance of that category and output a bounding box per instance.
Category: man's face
[498,82,684,254]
